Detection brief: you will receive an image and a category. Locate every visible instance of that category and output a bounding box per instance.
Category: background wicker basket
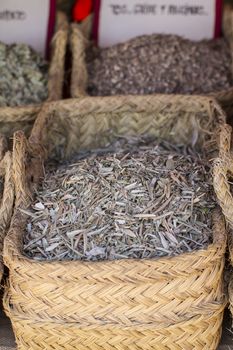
[2,93,230,349]
[69,4,233,122]
[0,11,68,141]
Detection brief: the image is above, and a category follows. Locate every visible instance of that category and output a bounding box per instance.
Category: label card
[93,0,223,47]
[0,0,56,57]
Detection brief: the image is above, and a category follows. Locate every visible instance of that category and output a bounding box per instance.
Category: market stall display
[1,3,233,350]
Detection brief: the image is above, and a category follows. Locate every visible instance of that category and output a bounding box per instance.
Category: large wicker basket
[0,11,68,140]
[3,94,230,350]
[69,4,233,122]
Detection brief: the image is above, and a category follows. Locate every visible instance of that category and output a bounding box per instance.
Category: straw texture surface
[3,94,230,349]
[0,138,14,283]
[3,18,231,349]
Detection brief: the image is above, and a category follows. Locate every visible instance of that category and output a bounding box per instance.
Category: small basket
[3,93,230,349]
[0,11,68,140]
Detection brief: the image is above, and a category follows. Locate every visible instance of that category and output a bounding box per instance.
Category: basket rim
[3,97,229,277]
[4,287,227,327]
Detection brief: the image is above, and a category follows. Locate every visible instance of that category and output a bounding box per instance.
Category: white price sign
[0,0,56,57]
[93,0,223,47]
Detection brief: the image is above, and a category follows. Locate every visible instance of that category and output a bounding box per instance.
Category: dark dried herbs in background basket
[0,42,48,107]
[87,34,232,96]
[23,137,216,262]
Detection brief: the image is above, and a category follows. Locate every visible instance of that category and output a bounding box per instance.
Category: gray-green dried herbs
[23,138,216,261]
[0,42,48,107]
[87,34,232,96]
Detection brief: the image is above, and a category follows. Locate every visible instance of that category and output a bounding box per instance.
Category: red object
[214,0,223,38]
[72,0,93,22]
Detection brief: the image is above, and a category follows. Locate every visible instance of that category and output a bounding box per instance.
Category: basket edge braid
[0,136,14,282]
[3,289,226,350]
[2,101,229,339]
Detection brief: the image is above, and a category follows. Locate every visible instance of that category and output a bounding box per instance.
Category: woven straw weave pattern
[28,95,225,161]
[3,298,226,350]
[0,149,14,282]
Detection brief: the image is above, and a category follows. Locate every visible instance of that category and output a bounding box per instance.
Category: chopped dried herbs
[0,42,48,107]
[23,138,216,261]
[87,34,232,96]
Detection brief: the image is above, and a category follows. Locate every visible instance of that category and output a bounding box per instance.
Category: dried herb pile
[23,138,216,261]
[0,42,48,107]
[87,34,232,96]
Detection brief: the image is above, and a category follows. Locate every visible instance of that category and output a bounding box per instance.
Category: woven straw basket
[213,110,233,324]
[2,93,230,349]
[0,11,68,140]
[69,4,233,121]
[0,136,14,284]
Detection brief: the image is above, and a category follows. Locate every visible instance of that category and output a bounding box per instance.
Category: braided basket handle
[213,123,233,229]
[70,22,88,98]
[0,134,14,225]
[47,11,69,102]
[12,131,42,210]
[0,136,14,275]
[0,151,14,229]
